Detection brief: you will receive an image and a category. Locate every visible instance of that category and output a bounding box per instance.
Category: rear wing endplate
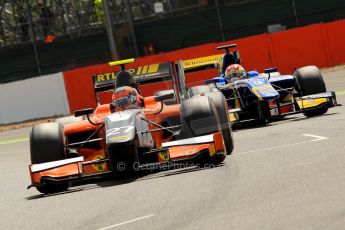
[181,54,224,73]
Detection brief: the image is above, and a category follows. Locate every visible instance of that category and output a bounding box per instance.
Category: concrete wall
[0,72,70,124]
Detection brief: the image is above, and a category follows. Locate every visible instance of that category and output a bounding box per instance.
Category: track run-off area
[1,68,345,230]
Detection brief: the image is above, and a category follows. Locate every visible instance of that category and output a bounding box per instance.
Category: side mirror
[205,78,219,84]
[205,77,226,85]
[74,108,94,117]
[264,67,278,80]
[155,93,175,102]
[264,68,278,74]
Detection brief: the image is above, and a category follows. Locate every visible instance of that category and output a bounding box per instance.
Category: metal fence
[0,0,251,47]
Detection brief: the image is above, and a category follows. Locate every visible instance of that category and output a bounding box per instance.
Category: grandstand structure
[0,0,248,47]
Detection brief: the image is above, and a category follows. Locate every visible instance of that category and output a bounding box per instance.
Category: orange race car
[28,59,234,194]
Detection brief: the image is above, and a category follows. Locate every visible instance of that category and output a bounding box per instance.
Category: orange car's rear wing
[92,62,173,94]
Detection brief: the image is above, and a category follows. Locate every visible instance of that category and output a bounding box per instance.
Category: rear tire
[55,116,83,126]
[180,96,226,164]
[188,85,212,97]
[303,107,328,117]
[154,90,176,105]
[294,66,328,117]
[30,123,69,194]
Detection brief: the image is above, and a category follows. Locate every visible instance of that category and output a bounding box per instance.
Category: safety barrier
[0,72,70,124]
[1,20,344,124]
[0,19,341,124]
[64,19,345,112]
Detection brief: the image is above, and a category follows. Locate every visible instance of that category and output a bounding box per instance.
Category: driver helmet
[112,86,142,111]
[224,64,246,82]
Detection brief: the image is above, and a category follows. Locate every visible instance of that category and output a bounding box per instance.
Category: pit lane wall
[0,72,70,124]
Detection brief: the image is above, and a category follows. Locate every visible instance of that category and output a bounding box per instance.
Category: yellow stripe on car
[109,58,135,67]
[110,135,129,141]
[296,98,328,109]
[229,113,238,122]
[182,54,223,70]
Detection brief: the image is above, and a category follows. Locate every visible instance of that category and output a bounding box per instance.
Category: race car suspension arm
[270,83,296,94]
[139,125,182,134]
[75,124,105,151]
[66,137,105,148]
[140,117,181,136]
[225,91,236,101]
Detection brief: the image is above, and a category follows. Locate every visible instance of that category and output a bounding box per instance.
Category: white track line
[301,134,328,140]
[236,134,328,155]
[96,214,155,230]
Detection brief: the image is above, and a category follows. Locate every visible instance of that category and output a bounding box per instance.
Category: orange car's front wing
[29,132,224,187]
[29,156,113,187]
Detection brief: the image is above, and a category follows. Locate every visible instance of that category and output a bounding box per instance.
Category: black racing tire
[205,92,234,155]
[188,85,213,97]
[294,66,328,117]
[303,107,328,117]
[180,96,226,164]
[55,116,84,126]
[180,96,219,137]
[30,123,69,194]
[154,90,176,105]
[294,66,326,95]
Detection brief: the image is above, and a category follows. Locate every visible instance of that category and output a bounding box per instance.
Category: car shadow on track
[269,112,339,125]
[25,164,225,200]
[98,163,224,188]
[25,176,141,200]
[233,112,338,131]
[232,120,279,130]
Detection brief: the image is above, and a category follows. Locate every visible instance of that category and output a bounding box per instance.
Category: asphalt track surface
[1,69,345,230]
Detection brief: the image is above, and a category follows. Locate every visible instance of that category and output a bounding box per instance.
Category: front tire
[180,96,226,164]
[294,66,328,117]
[205,92,234,155]
[30,123,69,194]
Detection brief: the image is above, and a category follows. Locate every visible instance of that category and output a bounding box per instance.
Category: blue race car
[186,44,339,124]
